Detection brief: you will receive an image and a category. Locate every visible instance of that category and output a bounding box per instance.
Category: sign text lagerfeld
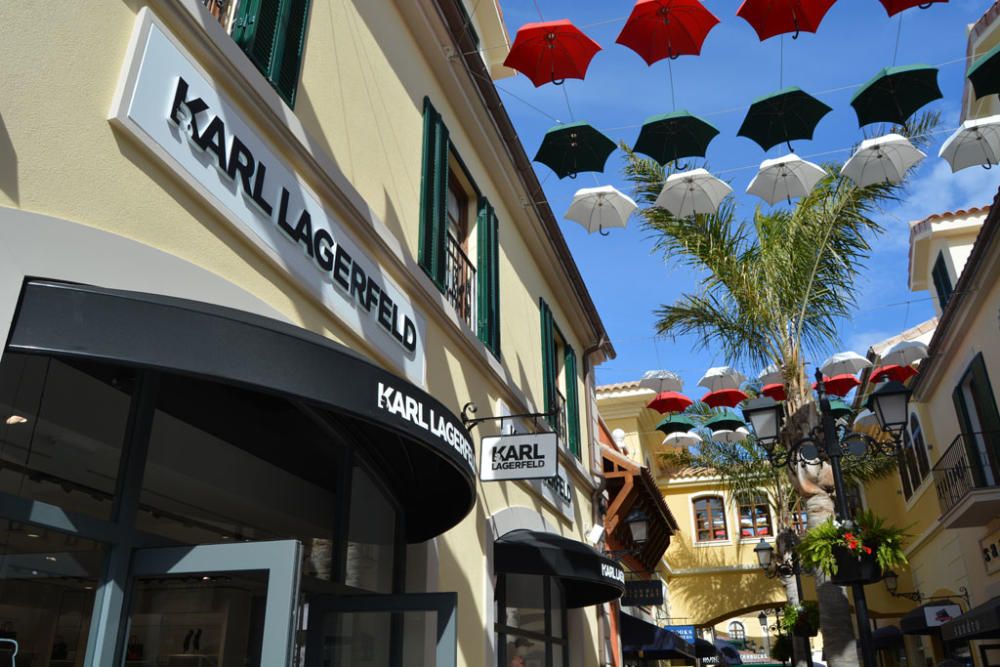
[480,432,558,481]
[377,382,476,473]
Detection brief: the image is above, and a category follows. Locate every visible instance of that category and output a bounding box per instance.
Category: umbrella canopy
[968,42,1000,100]
[871,364,918,383]
[534,122,617,179]
[820,351,872,377]
[738,87,833,152]
[841,134,925,187]
[663,430,704,448]
[747,153,827,205]
[705,409,747,431]
[828,399,854,420]
[647,391,695,414]
[878,0,947,17]
[616,0,721,65]
[939,115,1000,172]
[758,364,783,384]
[761,382,787,401]
[503,19,602,87]
[655,169,732,216]
[853,408,881,434]
[880,340,929,367]
[712,427,750,444]
[814,373,861,397]
[656,414,698,435]
[634,110,720,166]
[565,186,637,234]
[701,388,750,408]
[698,366,747,392]
[736,0,838,41]
[850,64,943,128]
[639,369,684,393]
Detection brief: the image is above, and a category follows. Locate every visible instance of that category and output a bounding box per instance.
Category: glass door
[123,540,302,667]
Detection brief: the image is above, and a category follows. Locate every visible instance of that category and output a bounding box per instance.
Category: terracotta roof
[908,206,989,287]
[868,317,938,357]
[668,466,717,480]
[596,380,649,394]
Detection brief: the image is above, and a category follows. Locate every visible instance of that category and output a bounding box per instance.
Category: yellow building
[0,2,626,666]
[962,2,1000,121]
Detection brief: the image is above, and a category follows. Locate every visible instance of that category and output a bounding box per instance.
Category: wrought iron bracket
[460,402,557,432]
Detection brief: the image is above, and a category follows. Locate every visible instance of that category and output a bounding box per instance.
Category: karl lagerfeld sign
[111,14,426,383]
[480,432,558,481]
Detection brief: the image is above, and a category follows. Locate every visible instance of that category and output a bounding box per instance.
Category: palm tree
[626,114,938,667]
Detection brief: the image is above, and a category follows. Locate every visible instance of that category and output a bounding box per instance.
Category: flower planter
[793,618,819,637]
[831,546,882,585]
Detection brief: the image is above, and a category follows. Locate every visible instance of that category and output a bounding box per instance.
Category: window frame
[230,0,313,108]
[729,621,746,642]
[692,495,729,543]
[494,573,569,667]
[737,495,773,539]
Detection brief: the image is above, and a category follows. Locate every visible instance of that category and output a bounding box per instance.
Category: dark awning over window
[620,612,696,662]
[494,529,625,608]
[873,625,904,650]
[941,596,1000,642]
[7,281,477,542]
[900,603,963,635]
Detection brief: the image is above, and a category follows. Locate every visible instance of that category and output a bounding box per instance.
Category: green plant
[771,634,793,664]
[797,510,909,577]
[780,601,820,635]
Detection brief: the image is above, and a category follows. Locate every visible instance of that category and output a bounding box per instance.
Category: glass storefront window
[345,466,397,594]
[496,574,569,667]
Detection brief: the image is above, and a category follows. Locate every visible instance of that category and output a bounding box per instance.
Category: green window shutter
[539,299,556,426]
[953,352,1000,486]
[275,0,310,107]
[232,0,310,108]
[418,98,448,292]
[932,252,954,310]
[564,345,581,459]
[477,198,500,358]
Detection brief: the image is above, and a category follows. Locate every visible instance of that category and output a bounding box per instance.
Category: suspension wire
[779,35,784,88]
[531,0,544,21]
[668,57,677,112]
[561,83,576,122]
[893,12,904,66]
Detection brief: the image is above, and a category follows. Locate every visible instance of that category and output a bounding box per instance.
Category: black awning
[941,596,1000,642]
[873,625,904,650]
[8,280,477,542]
[620,613,696,662]
[714,640,744,665]
[695,637,720,659]
[494,529,625,608]
[901,603,964,635]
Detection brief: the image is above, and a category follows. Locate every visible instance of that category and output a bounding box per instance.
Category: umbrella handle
[599,225,610,236]
[984,162,993,170]
[674,161,690,170]
[786,140,794,153]
[552,77,566,86]
[918,2,932,7]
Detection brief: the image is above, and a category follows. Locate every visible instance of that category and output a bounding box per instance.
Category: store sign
[376,381,476,473]
[529,463,574,522]
[480,432,558,481]
[664,624,695,643]
[601,562,626,585]
[981,528,1000,575]
[924,604,962,627]
[620,580,664,607]
[111,17,426,383]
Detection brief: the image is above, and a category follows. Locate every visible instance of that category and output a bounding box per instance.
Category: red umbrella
[736,0,838,41]
[616,0,721,65]
[701,388,749,408]
[870,364,918,383]
[503,20,602,87]
[646,391,694,414]
[761,383,787,401]
[877,0,947,17]
[812,373,861,397]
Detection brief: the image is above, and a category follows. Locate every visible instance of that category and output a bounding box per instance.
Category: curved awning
[941,596,1000,642]
[872,625,904,650]
[714,640,744,665]
[494,529,625,607]
[620,613,696,662]
[7,280,477,542]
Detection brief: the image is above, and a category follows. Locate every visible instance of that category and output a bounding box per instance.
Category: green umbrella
[533,122,616,179]
[850,64,942,128]
[828,400,854,420]
[704,409,746,432]
[737,87,832,152]
[655,414,698,436]
[968,42,1000,100]
[633,110,720,166]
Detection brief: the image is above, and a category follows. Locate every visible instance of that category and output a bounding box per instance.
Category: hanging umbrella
[737,87,832,152]
[871,364,918,383]
[701,388,750,408]
[663,430,703,448]
[712,427,750,444]
[705,409,747,431]
[746,153,827,205]
[828,400,854,420]
[820,351,872,377]
[656,169,732,216]
[616,0,721,64]
[761,383,787,401]
[736,0,838,41]
[878,0,947,17]
[656,414,698,435]
[639,369,684,394]
[758,364,783,384]
[647,391,695,414]
[968,42,1000,100]
[841,134,925,187]
[565,186,637,235]
[633,111,720,166]
[853,408,881,434]
[850,65,942,128]
[939,115,1000,173]
[503,19,602,87]
[813,373,861,397]
[698,366,746,392]
[534,122,616,179]
[880,340,929,367]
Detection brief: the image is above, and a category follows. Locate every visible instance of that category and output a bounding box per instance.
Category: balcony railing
[933,431,1000,515]
[445,232,477,330]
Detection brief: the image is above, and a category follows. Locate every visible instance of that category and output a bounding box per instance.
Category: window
[789,498,808,534]
[693,496,728,542]
[729,621,746,642]
[899,412,932,500]
[496,574,568,667]
[953,353,1000,487]
[932,252,954,311]
[540,299,580,458]
[420,98,500,356]
[738,496,772,538]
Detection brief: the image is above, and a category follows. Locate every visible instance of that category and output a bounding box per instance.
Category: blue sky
[495,0,1000,392]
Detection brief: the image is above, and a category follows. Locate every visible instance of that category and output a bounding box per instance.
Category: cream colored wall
[925,234,977,315]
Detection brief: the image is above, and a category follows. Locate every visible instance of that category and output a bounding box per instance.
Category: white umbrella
[639,369,684,394]
[820,351,872,377]
[711,427,750,444]
[841,134,925,187]
[698,366,746,392]
[663,431,703,448]
[939,115,1000,173]
[852,409,881,436]
[746,153,827,205]
[656,169,732,217]
[757,364,783,385]
[880,340,929,367]
[564,185,637,235]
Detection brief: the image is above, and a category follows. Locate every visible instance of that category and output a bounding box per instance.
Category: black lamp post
[758,611,772,656]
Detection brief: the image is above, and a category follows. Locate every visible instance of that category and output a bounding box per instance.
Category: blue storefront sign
[665,624,696,643]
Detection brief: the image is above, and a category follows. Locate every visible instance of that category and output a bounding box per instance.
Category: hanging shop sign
[924,604,962,627]
[111,14,426,383]
[981,527,1000,576]
[663,625,695,643]
[620,580,665,607]
[480,432,558,481]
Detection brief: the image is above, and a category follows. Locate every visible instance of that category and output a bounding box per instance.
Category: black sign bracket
[461,401,557,432]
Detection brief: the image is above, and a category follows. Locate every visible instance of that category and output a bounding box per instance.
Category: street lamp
[754,538,774,570]
[743,396,784,449]
[625,509,650,546]
[868,381,913,436]
[883,571,922,602]
[758,611,772,656]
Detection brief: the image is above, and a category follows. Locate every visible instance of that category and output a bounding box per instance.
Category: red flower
[863,546,872,554]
